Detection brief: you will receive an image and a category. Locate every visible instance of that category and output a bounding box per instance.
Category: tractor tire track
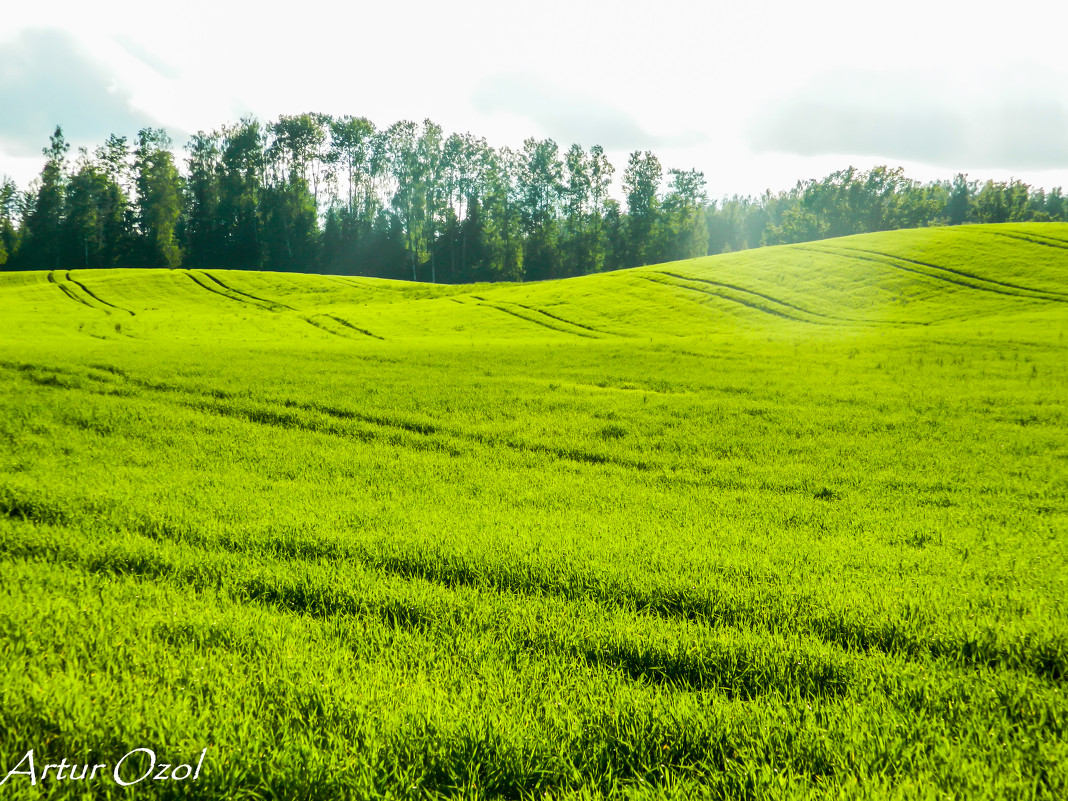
[980,229,1068,255]
[188,271,381,341]
[322,314,384,340]
[481,303,600,338]
[301,315,358,340]
[638,274,830,325]
[199,271,296,310]
[841,244,1068,297]
[821,245,1068,302]
[183,271,264,308]
[326,275,365,289]
[47,271,98,310]
[512,303,619,336]
[656,270,911,325]
[66,272,136,315]
[47,270,112,313]
[301,314,385,341]
[2,360,653,474]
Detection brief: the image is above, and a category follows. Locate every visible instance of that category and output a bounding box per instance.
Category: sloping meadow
[0,224,1066,799]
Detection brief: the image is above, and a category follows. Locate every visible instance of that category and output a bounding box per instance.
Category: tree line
[706,167,1066,254]
[1,116,1064,279]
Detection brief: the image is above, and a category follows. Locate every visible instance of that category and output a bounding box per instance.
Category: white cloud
[2,1,1068,194]
[748,67,1068,170]
[0,28,165,157]
[473,73,707,151]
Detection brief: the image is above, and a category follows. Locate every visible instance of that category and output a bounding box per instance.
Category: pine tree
[19,126,69,269]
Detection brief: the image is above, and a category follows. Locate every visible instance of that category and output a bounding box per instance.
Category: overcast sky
[2,0,1067,197]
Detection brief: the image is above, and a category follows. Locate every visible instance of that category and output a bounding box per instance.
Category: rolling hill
[2,222,1067,345]
[0,223,1065,799]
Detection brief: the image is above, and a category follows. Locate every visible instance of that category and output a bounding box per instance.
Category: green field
[1,223,1066,799]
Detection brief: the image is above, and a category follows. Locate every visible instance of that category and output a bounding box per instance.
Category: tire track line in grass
[301,315,355,340]
[0,359,658,474]
[0,360,894,486]
[66,271,136,315]
[821,245,1068,302]
[638,274,829,325]
[183,271,265,308]
[0,529,445,634]
[480,302,601,338]
[808,245,1031,300]
[5,475,1067,688]
[300,314,384,341]
[175,397,466,457]
[845,243,1068,297]
[187,271,379,341]
[326,275,365,289]
[47,270,101,311]
[322,314,385,340]
[511,302,620,336]
[979,228,1068,255]
[187,393,651,471]
[286,394,651,469]
[200,271,296,310]
[656,270,912,326]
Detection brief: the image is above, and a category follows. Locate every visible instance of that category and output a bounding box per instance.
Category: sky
[2,0,1067,198]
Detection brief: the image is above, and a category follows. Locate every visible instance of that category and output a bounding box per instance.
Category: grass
[0,222,1066,799]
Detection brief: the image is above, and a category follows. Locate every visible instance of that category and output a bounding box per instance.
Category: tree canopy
[2,117,1064,279]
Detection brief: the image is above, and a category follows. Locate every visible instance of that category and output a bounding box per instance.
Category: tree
[262,115,324,272]
[184,132,223,267]
[1046,187,1065,221]
[90,135,135,267]
[0,178,22,267]
[134,128,183,268]
[896,181,948,229]
[588,145,615,272]
[386,120,421,280]
[975,180,1010,223]
[270,113,328,205]
[19,126,69,269]
[622,150,661,266]
[219,118,265,269]
[518,137,563,280]
[945,174,975,226]
[862,166,909,232]
[439,131,487,282]
[260,176,318,272]
[328,115,376,215]
[562,143,593,275]
[478,146,524,281]
[64,149,110,268]
[658,168,707,262]
[416,120,445,282]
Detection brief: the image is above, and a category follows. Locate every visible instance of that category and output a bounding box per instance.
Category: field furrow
[481,302,601,338]
[834,245,1068,300]
[67,271,137,315]
[201,271,297,310]
[638,273,831,325]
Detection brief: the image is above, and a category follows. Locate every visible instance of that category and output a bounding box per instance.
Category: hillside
[0,223,1066,799]
[2,223,1066,346]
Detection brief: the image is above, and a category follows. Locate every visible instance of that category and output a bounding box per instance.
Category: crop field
[0,223,1066,799]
